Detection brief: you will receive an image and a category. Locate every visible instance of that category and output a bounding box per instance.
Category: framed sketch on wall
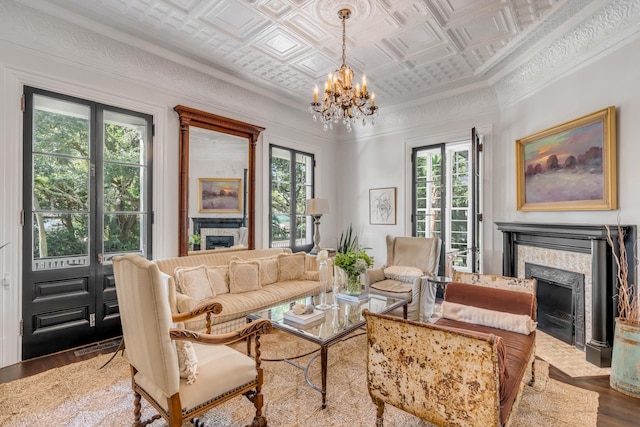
[198,178,242,213]
[369,187,396,225]
[516,106,617,211]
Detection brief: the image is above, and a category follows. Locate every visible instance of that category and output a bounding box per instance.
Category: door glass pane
[415,148,441,238]
[295,153,313,246]
[33,154,89,211]
[33,97,90,156]
[32,213,89,270]
[32,95,91,270]
[103,214,145,256]
[103,164,141,211]
[271,147,292,247]
[447,145,471,269]
[102,110,149,259]
[270,147,314,249]
[103,111,146,162]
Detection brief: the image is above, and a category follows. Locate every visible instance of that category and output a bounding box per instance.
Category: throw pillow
[175,339,198,385]
[255,255,279,286]
[441,301,537,335]
[174,265,213,303]
[384,265,423,282]
[206,265,229,295]
[278,252,306,281]
[229,259,261,293]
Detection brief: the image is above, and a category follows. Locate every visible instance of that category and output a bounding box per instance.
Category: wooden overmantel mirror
[174,105,265,256]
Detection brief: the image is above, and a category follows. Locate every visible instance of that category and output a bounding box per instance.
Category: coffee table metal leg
[321,345,328,409]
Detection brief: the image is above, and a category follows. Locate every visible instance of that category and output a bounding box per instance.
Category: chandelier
[309,8,378,132]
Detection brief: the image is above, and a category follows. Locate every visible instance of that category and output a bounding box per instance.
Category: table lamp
[306,198,330,254]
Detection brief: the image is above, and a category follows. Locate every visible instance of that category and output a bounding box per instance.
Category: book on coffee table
[336,292,370,303]
[283,309,326,325]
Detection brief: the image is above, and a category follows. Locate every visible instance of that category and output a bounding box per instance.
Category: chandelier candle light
[309,8,378,132]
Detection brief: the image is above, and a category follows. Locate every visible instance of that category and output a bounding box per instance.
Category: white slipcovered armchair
[365,235,441,321]
[113,254,272,427]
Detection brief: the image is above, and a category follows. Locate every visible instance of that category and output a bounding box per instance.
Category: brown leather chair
[113,254,272,427]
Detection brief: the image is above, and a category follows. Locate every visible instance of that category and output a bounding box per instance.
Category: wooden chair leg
[133,390,143,427]
[376,401,385,427]
[528,357,536,386]
[247,334,267,427]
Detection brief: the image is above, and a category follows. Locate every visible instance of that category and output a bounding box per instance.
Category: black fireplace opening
[206,235,234,249]
[525,262,585,350]
[537,279,574,345]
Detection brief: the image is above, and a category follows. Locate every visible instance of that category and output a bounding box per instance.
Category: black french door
[22,87,153,359]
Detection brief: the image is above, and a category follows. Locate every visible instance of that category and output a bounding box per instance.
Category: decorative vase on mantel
[346,273,362,296]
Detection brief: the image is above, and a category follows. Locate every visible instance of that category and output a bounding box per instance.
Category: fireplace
[526,263,585,349]
[206,235,234,249]
[496,222,635,367]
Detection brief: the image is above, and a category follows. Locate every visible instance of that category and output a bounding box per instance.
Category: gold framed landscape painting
[516,106,617,211]
[198,178,242,213]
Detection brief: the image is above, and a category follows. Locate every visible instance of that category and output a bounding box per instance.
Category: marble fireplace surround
[495,222,636,368]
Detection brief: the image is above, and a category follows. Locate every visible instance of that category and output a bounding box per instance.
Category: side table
[420,276,453,322]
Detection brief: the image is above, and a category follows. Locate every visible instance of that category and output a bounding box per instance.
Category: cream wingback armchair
[113,254,272,427]
[365,235,441,321]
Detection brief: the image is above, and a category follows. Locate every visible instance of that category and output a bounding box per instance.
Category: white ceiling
[27,0,598,108]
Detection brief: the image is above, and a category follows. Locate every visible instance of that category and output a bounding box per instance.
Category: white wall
[490,35,640,272]
[338,90,501,269]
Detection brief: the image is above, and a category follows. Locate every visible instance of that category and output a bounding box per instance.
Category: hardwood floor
[1,344,639,426]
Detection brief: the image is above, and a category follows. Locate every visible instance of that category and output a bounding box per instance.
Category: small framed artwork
[369,187,397,225]
[198,178,242,213]
[516,106,617,211]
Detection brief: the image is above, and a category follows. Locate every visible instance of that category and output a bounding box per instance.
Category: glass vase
[346,273,362,296]
[315,260,332,310]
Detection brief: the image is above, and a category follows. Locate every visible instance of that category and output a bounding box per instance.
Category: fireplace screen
[525,263,585,350]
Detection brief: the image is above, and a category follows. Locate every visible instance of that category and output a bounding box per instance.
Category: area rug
[535,330,611,378]
[0,330,599,427]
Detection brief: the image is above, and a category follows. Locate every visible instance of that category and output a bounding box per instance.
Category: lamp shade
[306,198,330,215]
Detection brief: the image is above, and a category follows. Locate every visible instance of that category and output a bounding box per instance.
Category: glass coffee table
[246,293,407,409]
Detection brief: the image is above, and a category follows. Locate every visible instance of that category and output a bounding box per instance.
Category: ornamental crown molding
[493,0,640,106]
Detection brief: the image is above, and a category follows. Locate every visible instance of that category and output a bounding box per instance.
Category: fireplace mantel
[495,222,636,367]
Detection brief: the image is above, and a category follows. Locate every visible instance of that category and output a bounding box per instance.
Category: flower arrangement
[334,249,373,277]
[334,247,373,295]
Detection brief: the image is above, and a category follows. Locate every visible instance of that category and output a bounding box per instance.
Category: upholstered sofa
[155,248,329,333]
[364,273,537,426]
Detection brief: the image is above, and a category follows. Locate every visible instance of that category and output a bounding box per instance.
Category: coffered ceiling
[27,0,601,107]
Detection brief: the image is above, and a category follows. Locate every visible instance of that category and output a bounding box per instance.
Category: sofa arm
[175,292,195,314]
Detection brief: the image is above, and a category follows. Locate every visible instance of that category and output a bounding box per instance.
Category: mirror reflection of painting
[199,178,242,212]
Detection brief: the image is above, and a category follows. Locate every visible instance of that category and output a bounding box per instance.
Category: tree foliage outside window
[270,146,313,249]
[414,143,471,269]
[32,107,146,260]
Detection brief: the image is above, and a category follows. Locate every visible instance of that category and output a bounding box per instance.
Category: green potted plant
[188,234,201,251]
[334,226,373,295]
[606,224,640,398]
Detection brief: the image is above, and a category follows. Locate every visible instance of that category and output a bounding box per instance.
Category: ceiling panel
[32,0,580,107]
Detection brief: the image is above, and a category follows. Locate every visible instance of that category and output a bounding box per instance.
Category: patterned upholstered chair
[365,235,441,321]
[113,254,272,427]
